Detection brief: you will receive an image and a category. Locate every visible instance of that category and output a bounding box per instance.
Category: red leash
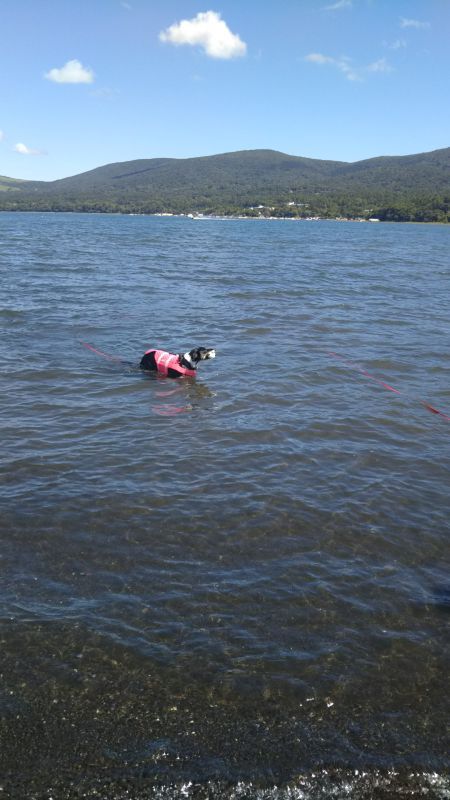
[80,341,123,363]
[329,352,450,421]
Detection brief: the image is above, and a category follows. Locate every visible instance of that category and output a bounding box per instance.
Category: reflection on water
[150,376,217,415]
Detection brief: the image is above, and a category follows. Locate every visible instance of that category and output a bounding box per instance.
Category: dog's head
[188,347,216,364]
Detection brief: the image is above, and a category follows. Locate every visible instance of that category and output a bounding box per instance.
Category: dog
[140,346,216,378]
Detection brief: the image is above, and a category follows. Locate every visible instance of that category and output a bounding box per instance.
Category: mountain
[0,147,449,222]
[0,176,27,191]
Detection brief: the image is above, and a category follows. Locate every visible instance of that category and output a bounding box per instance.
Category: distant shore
[1,209,447,224]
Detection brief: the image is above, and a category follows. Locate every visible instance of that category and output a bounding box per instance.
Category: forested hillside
[1,147,448,221]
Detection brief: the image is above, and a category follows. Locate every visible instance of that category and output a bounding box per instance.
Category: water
[0,212,449,798]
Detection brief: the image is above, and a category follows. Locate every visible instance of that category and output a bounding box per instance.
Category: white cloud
[305,52,392,81]
[159,10,247,60]
[305,53,334,65]
[90,86,118,98]
[45,59,94,84]
[0,130,4,142]
[304,53,361,81]
[400,17,430,29]
[367,57,392,73]
[14,142,46,156]
[387,38,407,50]
[324,0,352,10]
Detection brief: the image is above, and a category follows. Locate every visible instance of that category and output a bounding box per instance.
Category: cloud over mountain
[159,11,247,60]
[14,143,46,156]
[45,59,94,84]
[400,17,430,30]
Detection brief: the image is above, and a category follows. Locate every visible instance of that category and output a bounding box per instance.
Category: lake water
[0,212,449,798]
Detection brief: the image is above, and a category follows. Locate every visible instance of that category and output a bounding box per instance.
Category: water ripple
[0,214,449,793]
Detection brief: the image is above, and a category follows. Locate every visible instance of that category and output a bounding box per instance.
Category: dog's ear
[188,348,200,363]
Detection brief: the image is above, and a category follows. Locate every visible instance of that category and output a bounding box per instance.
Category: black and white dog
[140,346,216,378]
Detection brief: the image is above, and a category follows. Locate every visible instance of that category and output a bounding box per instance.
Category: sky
[0,0,448,181]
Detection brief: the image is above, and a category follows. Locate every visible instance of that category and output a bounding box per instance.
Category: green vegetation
[0,148,448,222]
[0,176,26,192]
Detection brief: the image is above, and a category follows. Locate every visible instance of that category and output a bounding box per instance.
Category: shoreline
[0,209,448,224]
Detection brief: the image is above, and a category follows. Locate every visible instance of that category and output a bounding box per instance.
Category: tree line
[0,191,448,222]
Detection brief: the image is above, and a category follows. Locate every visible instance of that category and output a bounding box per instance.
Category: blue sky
[1,0,448,181]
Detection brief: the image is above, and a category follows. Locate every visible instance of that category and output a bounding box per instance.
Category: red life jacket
[145,349,196,377]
